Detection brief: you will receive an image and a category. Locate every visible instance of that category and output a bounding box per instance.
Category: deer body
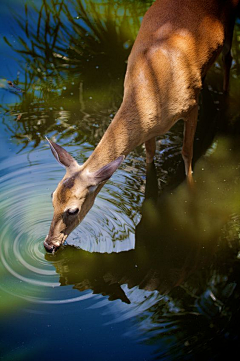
[44,0,239,252]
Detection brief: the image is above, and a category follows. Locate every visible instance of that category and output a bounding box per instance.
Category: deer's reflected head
[44,138,124,253]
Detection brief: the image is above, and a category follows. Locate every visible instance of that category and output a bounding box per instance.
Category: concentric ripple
[0,145,144,306]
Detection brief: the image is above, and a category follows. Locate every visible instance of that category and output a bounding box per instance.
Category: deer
[44,0,239,253]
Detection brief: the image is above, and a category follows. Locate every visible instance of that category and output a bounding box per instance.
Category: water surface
[1,1,240,360]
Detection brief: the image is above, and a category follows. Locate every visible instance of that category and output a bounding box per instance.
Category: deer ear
[88,156,125,186]
[45,137,79,170]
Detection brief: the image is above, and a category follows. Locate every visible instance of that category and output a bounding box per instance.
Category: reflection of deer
[44,0,239,252]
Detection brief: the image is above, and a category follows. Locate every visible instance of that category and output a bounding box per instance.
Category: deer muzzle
[44,235,62,253]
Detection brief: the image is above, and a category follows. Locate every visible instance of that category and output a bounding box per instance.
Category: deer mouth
[44,234,66,253]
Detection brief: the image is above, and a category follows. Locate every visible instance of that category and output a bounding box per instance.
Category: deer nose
[44,236,60,253]
[44,241,54,253]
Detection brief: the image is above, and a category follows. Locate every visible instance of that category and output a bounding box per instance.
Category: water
[0,1,240,360]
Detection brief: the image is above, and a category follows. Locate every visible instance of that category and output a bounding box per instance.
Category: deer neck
[82,104,145,172]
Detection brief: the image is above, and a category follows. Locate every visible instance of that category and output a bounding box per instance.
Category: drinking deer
[44,0,239,253]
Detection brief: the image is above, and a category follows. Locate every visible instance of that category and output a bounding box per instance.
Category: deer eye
[67,208,79,216]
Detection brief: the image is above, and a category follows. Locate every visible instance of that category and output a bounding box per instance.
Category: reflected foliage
[2,0,152,149]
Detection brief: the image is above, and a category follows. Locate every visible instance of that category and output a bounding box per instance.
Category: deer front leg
[222,21,234,93]
[182,105,198,186]
[222,48,233,93]
[145,137,156,163]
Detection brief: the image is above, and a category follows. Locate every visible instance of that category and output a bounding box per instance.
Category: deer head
[44,138,124,253]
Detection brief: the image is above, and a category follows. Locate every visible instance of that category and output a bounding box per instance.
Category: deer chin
[44,234,68,254]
